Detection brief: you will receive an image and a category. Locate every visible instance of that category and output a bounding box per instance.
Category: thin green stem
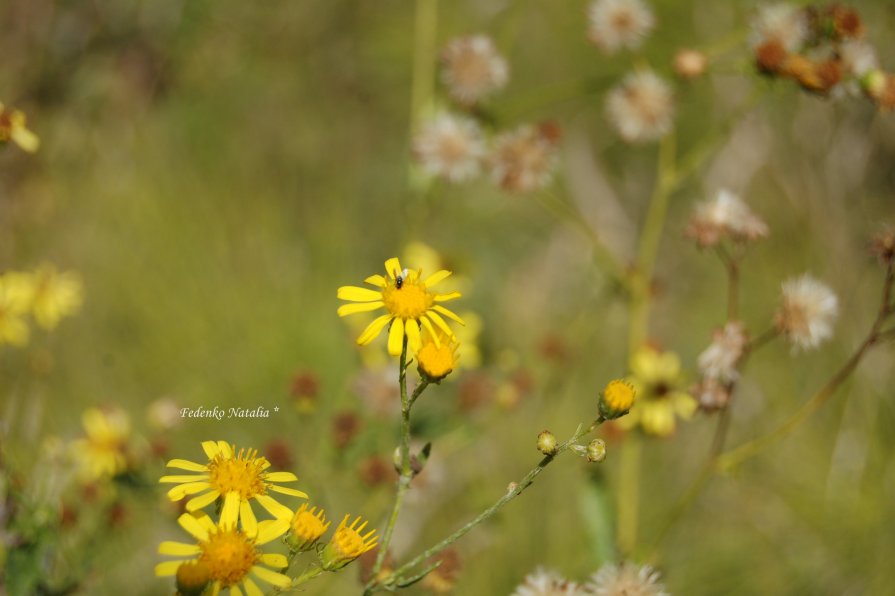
[365,418,606,593]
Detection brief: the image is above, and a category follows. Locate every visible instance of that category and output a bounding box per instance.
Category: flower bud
[599,379,636,419]
[536,430,558,455]
[586,439,607,463]
[320,514,379,571]
[288,503,330,552]
[176,561,210,596]
[674,49,707,80]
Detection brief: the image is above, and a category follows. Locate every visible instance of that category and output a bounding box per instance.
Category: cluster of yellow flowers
[0,265,83,347]
[156,441,378,595]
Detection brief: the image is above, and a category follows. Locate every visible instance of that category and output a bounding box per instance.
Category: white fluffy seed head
[413,112,486,183]
[440,35,509,105]
[775,274,839,350]
[687,189,769,247]
[489,123,560,193]
[749,3,809,52]
[588,0,656,54]
[698,321,749,383]
[587,562,670,596]
[511,567,585,596]
[606,70,674,143]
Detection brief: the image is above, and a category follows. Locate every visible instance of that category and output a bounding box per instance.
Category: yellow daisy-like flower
[288,503,330,552]
[417,330,459,382]
[618,347,697,437]
[160,441,308,537]
[320,514,379,571]
[599,378,636,419]
[0,272,34,346]
[337,257,464,356]
[156,512,291,596]
[0,103,40,153]
[23,265,84,330]
[71,407,131,480]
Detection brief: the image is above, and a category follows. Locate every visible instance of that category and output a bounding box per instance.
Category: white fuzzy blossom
[697,321,748,383]
[441,35,509,105]
[606,70,674,143]
[511,567,584,596]
[587,0,655,54]
[687,189,769,247]
[587,562,669,596]
[413,112,486,182]
[749,3,809,52]
[489,123,559,193]
[775,274,839,350]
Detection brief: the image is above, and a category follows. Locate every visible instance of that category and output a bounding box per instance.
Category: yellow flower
[156,512,291,596]
[160,441,308,537]
[337,257,464,356]
[0,273,32,346]
[599,379,636,419]
[617,347,697,437]
[0,103,40,153]
[288,503,330,552]
[417,330,458,382]
[320,514,379,571]
[71,407,131,480]
[24,265,84,330]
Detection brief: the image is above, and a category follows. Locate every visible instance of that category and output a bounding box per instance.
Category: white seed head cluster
[587,0,656,54]
[698,321,749,383]
[749,3,809,51]
[687,189,769,247]
[441,35,509,105]
[413,112,487,182]
[606,70,674,143]
[511,567,585,596]
[489,123,560,193]
[587,562,669,596]
[775,274,839,350]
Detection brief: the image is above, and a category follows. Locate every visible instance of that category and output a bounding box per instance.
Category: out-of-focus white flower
[587,0,655,54]
[511,567,584,596]
[775,274,838,350]
[587,562,669,596]
[413,112,486,182]
[441,35,508,105]
[698,321,748,383]
[686,189,769,247]
[749,3,808,52]
[147,398,181,432]
[606,70,674,143]
[489,123,560,193]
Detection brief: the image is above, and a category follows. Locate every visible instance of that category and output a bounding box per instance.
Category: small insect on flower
[156,512,292,595]
[413,112,487,183]
[587,561,669,596]
[0,102,40,153]
[337,257,464,357]
[606,70,674,143]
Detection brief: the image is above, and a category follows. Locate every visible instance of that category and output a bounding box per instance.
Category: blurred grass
[1,0,895,594]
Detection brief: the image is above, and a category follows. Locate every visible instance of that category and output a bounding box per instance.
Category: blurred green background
[2,0,895,594]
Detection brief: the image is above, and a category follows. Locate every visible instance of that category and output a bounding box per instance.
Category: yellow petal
[384,258,402,279]
[185,489,220,511]
[357,314,393,345]
[10,127,39,154]
[256,519,291,545]
[201,441,220,460]
[419,316,440,348]
[432,305,464,325]
[255,494,295,520]
[230,585,243,596]
[387,318,405,356]
[268,485,308,498]
[671,392,698,419]
[251,566,291,588]
[166,459,209,472]
[220,492,240,528]
[159,541,201,556]
[154,561,183,577]
[263,471,298,483]
[423,270,452,288]
[364,275,387,288]
[243,578,264,596]
[218,441,233,458]
[260,553,289,569]
[405,319,421,352]
[337,286,383,302]
[160,475,209,484]
[169,482,212,501]
[240,500,258,538]
[177,513,210,542]
[433,292,461,302]
[424,311,454,338]
[337,301,384,317]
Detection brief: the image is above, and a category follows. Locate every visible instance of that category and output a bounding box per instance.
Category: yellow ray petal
[230,585,243,596]
[154,561,183,577]
[388,318,405,356]
[240,500,258,538]
[177,513,210,542]
[263,471,298,483]
[405,319,421,352]
[218,442,233,458]
[419,316,441,348]
[159,541,201,556]
[357,314,393,345]
[160,475,209,484]
[220,492,240,528]
[243,578,264,596]
[186,489,220,511]
[423,270,452,288]
[433,291,461,302]
[166,459,209,472]
[432,305,465,325]
[251,566,291,588]
[259,553,289,569]
[267,485,308,498]
[338,301,384,317]
[256,519,291,545]
[169,482,212,501]
[201,441,220,459]
[384,258,402,279]
[364,274,387,288]
[424,310,454,338]
[255,494,294,520]
[337,286,383,302]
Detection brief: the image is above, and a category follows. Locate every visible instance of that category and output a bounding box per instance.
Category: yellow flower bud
[586,439,607,463]
[536,430,558,456]
[289,503,330,552]
[175,561,210,596]
[599,379,635,419]
[320,514,379,571]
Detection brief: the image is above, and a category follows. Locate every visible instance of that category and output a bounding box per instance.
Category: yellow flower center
[208,448,267,500]
[418,342,455,380]
[603,380,636,411]
[199,528,258,587]
[381,278,433,320]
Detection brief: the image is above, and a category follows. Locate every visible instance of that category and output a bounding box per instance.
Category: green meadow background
[2,0,894,593]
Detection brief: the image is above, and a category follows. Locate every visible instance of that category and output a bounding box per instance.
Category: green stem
[365,418,606,593]
[292,566,325,587]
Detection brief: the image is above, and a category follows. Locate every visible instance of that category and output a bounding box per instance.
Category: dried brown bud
[332,411,362,450]
[828,4,863,40]
[756,40,788,74]
[870,229,895,265]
